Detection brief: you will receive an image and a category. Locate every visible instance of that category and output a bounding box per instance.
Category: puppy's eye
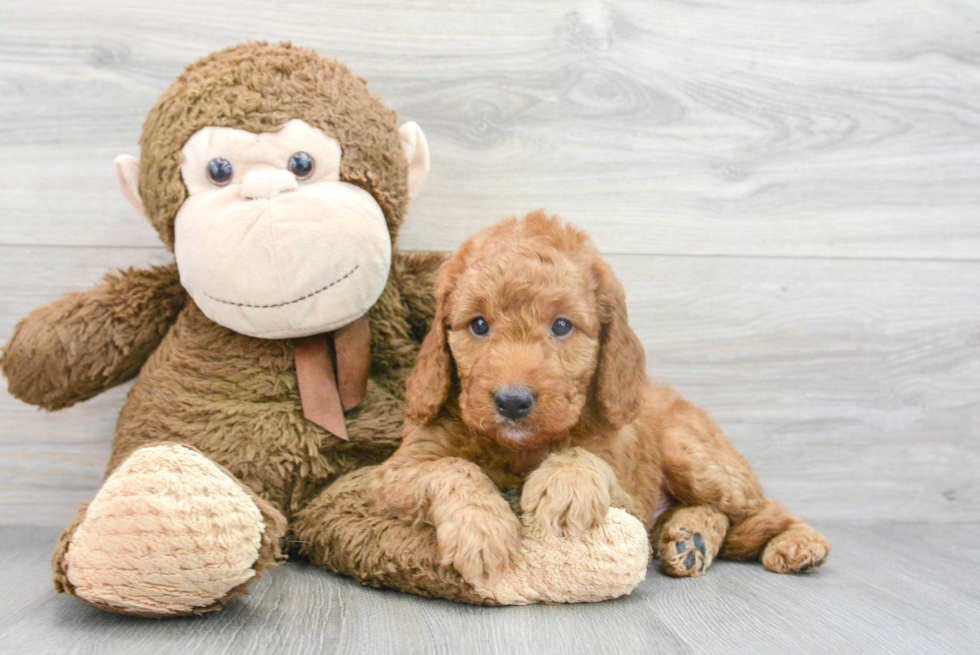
[470,316,490,337]
[288,151,315,180]
[207,158,233,186]
[550,318,573,337]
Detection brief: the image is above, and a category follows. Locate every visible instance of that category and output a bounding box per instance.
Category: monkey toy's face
[176,119,393,339]
[116,118,429,340]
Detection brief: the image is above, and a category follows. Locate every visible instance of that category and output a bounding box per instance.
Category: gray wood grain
[1,0,979,258]
[2,0,980,527]
[0,523,976,655]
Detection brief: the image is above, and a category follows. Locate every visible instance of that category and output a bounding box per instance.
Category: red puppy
[375,210,830,586]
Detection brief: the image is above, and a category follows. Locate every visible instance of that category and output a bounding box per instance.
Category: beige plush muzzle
[173,121,393,339]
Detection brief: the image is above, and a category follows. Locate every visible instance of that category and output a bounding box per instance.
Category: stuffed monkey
[1,42,648,617]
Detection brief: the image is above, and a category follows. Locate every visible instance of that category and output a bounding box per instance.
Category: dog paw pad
[662,528,710,577]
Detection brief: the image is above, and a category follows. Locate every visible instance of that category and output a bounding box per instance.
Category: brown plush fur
[1,42,486,615]
[3,263,186,411]
[293,465,495,605]
[373,211,830,586]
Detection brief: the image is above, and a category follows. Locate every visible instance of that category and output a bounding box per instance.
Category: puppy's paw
[762,523,830,574]
[655,506,728,578]
[659,526,712,577]
[436,507,522,587]
[521,457,611,537]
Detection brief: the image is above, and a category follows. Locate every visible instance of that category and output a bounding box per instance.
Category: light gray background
[0,1,977,653]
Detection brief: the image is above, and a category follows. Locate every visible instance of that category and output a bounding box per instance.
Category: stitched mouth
[203,264,359,309]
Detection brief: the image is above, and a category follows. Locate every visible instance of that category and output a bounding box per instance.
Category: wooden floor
[0,523,976,655]
[1,0,979,652]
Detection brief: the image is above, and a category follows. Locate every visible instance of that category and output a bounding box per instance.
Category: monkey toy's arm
[392,249,448,343]
[1,263,185,410]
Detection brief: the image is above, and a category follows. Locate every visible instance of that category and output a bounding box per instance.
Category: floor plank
[0,523,976,655]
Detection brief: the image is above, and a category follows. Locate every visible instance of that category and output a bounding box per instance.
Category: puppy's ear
[591,257,647,429]
[404,247,468,424]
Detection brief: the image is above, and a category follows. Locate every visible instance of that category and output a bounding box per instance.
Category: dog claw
[796,556,826,573]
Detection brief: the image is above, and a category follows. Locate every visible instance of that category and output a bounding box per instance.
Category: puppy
[376,210,830,587]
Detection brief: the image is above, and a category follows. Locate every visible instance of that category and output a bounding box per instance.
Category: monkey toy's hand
[1,263,184,410]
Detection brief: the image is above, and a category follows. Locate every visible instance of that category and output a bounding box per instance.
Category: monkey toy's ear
[398,122,430,200]
[113,154,145,217]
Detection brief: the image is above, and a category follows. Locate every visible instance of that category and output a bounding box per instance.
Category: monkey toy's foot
[472,507,650,605]
[52,444,285,617]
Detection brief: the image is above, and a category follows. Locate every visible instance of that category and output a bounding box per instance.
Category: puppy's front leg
[521,447,629,537]
[376,445,521,587]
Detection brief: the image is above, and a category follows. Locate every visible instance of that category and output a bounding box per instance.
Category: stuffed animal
[1,42,649,617]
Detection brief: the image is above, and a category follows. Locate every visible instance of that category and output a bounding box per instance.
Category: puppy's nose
[494,387,536,420]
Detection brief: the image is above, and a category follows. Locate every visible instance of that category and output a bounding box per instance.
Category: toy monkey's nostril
[493,387,536,420]
[241,170,299,199]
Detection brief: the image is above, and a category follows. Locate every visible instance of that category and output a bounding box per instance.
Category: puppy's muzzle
[494,387,536,421]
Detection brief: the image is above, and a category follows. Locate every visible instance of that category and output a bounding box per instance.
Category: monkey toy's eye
[550,317,573,337]
[287,151,315,180]
[206,158,233,186]
[470,316,490,337]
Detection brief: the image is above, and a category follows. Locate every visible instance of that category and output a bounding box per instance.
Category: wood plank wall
[1,0,977,525]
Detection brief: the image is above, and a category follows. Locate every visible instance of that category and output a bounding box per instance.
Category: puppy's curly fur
[375,210,830,586]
